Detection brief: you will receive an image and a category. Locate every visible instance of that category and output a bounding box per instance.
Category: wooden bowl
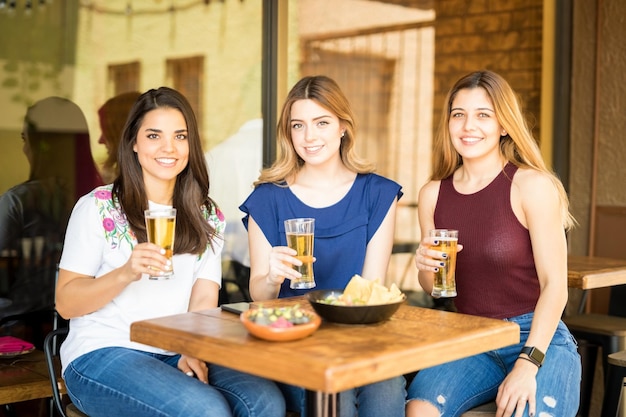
[307,289,406,325]
[240,309,321,342]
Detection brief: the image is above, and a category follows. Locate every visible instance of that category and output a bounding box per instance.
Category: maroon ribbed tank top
[434,163,540,319]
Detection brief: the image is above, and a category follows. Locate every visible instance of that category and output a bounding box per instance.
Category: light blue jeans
[63,347,285,417]
[407,313,582,417]
[278,375,406,417]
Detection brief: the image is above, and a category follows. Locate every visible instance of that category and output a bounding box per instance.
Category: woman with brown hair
[55,87,284,417]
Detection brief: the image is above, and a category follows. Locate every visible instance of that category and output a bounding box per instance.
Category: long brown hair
[256,75,374,185]
[113,87,217,254]
[432,70,575,229]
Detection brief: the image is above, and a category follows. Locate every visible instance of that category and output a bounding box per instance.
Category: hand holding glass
[144,208,176,280]
[284,218,316,289]
[430,229,458,297]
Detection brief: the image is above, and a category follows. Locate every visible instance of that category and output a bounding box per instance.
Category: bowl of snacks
[307,275,406,325]
[240,304,321,342]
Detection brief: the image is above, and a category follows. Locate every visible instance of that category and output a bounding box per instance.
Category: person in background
[98,91,142,183]
[406,70,581,417]
[0,97,102,333]
[205,118,262,302]
[240,75,406,417]
[55,87,284,417]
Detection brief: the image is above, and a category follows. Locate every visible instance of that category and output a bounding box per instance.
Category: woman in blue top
[240,75,405,417]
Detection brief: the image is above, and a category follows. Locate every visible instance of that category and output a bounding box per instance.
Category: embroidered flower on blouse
[102,218,115,232]
[93,185,225,256]
[197,204,226,259]
[209,206,226,236]
[94,189,111,200]
[93,185,136,249]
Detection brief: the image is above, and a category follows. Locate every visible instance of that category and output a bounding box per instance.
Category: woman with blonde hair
[406,70,580,417]
[241,75,405,417]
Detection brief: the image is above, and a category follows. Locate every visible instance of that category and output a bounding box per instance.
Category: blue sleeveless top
[240,173,403,298]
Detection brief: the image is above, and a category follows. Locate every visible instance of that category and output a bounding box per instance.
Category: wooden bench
[0,349,64,405]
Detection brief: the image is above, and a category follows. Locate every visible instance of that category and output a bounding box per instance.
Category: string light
[0,0,52,14]
[78,0,230,16]
[0,0,237,16]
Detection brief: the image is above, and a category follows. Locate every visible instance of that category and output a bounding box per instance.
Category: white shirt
[59,185,224,373]
[205,119,263,266]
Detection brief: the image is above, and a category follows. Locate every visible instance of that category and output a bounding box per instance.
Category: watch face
[523,346,545,364]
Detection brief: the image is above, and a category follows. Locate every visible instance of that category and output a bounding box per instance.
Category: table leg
[306,390,339,417]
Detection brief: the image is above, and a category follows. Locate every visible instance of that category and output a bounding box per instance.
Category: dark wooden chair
[219,260,252,304]
[602,350,626,417]
[563,284,626,417]
[43,327,88,417]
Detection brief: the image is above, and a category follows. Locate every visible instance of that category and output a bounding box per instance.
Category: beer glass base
[149,272,174,280]
[290,281,316,290]
[431,289,456,298]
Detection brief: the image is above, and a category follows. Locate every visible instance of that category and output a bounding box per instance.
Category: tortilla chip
[343,275,405,305]
[389,283,402,298]
[343,274,372,303]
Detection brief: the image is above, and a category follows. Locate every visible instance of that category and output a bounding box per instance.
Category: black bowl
[306,289,406,325]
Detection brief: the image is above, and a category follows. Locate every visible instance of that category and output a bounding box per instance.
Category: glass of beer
[144,208,176,280]
[284,218,315,289]
[429,229,458,297]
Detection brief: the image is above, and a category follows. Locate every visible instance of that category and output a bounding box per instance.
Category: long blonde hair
[432,70,575,229]
[255,75,374,185]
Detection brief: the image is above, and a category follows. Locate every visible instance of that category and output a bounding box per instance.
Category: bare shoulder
[513,167,557,193]
[417,180,440,231]
[512,167,561,209]
[418,180,441,206]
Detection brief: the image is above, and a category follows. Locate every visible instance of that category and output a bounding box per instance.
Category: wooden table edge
[130,309,520,393]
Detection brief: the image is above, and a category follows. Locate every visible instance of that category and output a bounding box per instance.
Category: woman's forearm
[55,268,133,318]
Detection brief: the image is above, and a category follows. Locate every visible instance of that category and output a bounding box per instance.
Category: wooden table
[568,255,626,313]
[565,256,626,416]
[0,349,60,405]
[131,298,519,417]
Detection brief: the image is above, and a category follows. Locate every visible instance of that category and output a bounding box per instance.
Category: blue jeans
[278,375,406,417]
[63,347,285,417]
[407,313,581,417]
